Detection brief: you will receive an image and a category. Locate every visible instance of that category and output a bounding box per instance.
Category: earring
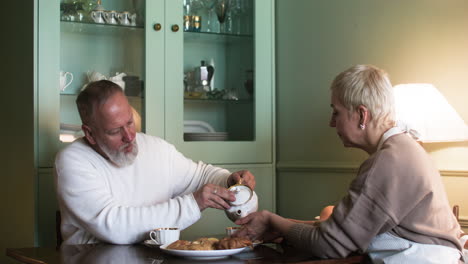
[359,124,365,130]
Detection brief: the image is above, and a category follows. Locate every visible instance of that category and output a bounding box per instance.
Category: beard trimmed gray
[98,139,139,167]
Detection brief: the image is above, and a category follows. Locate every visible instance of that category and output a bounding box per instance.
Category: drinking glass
[229,0,246,35]
[215,0,230,33]
[203,0,217,32]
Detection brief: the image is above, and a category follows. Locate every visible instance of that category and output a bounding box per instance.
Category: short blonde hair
[330,64,395,126]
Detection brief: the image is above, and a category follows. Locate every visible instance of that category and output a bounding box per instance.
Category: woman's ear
[357,105,369,127]
[82,124,97,145]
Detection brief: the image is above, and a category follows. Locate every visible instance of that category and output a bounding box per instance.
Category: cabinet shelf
[184,31,252,44]
[184,98,253,104]
[60,20,143,34]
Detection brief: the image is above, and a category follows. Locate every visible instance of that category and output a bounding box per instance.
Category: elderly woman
[235,65,464,263]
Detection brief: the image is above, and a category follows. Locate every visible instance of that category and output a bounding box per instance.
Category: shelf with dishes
[184,97,253,104]
[183,120,229,141]
[60,20,144,35]
[184,31,252,46]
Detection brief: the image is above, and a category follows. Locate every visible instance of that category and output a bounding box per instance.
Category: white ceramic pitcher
[59,71,73,92]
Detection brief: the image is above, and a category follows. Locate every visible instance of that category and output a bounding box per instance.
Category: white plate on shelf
[159,243,246,260]
[184,120,215,133]
[184,132,229,141]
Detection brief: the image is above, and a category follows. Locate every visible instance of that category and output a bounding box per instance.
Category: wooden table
[6,243,366,264]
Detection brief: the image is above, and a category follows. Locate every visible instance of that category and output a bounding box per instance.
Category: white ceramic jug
[225,184,258,222]
[59,71,73,92]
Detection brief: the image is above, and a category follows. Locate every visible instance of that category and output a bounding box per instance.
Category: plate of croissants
[160,237,253,259]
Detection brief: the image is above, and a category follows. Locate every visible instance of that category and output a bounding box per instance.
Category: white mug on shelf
[91,10,105,24]
[59,71,73,92]
[117,11,131,26]
[129,13,137,26]
[104,10,118,25]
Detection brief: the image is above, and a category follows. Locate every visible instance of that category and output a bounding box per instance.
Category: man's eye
[108,130,120,135]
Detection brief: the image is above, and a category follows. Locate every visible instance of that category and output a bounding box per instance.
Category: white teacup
[149,228,180,245]
[60,71,73,92]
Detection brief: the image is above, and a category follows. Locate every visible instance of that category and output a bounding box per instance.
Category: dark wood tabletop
[6,243,366,264]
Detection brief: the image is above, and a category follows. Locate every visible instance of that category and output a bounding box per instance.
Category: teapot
[81,70,107,91]
[109,72,127,90]
[225,184,258,222]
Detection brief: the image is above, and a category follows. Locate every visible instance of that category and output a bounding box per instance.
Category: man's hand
[227,170,256,189]
[193,184,236,211]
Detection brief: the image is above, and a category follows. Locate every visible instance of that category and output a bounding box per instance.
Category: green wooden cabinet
[38,0,275,167]
[35,0,275,245]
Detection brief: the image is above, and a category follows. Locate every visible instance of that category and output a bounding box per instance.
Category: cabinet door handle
[171,24,180,32]
[153,23,162,31]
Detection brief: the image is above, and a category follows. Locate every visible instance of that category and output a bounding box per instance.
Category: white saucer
[143,240,161,248]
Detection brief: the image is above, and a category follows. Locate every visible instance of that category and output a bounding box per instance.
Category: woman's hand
[235,210,298,243]
[227,170,256,190]
[233,210,271,241]
[319,205,334,221]
[193,184,235,211]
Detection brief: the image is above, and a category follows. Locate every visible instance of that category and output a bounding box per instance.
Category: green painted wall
[1,2,36,263]
[276,0,468,220]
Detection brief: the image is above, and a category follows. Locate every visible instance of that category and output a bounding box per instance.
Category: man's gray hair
[76,80,124,126]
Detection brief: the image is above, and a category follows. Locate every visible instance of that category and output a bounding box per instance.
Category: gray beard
[98,139,139,167]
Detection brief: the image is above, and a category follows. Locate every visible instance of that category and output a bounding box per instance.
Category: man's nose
[121,127,134,142]
[329,118,336,127]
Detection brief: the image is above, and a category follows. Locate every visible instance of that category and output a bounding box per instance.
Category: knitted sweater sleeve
[284,185,395,258]
[284,134,456,258]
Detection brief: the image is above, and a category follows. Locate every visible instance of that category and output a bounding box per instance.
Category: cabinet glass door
[59,0,146,142]
[165,0,273,164]
[182,0,254,142]
[38,0,148,167]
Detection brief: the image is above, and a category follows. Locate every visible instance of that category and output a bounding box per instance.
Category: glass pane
[59,0,145,142]
[183,0,255,142]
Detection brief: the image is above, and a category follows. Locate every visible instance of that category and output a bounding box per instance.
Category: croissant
[215,237,253,250]
[166,240,191,250]
[188,237,219,250]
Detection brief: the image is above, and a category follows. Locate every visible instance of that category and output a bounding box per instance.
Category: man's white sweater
[55,133,231,245]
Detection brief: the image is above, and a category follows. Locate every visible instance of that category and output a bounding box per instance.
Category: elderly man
[55,80,255,245]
